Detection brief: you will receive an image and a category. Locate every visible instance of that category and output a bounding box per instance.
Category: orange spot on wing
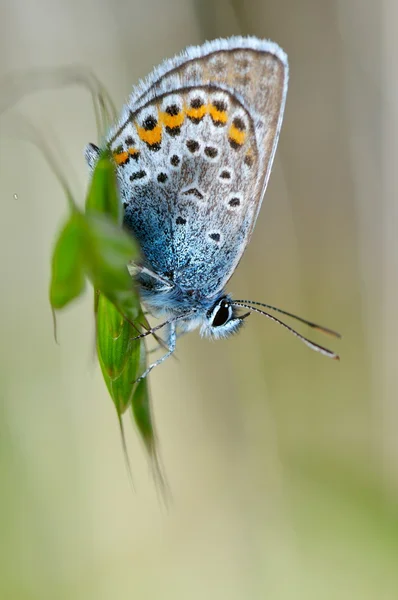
[136,123,162,145]
[113,151,129,165]
[185,104,207,121]
[228,124,246,145]
[128,148,139,156]
[160,111,185,128]
[208,104,228,124]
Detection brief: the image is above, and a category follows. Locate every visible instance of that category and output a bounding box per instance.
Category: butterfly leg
[135,323,176,383]
[148,329,185,355]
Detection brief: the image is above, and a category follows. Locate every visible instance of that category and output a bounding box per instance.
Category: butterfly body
[86,37,339,378]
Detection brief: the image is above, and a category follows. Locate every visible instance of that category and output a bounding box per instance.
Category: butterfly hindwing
[108,37,288,298]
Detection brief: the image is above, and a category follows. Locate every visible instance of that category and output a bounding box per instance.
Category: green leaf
[83,213,137,287]
[96,293,141,380]
[49,212,86,309]
[131,378,153,448]
[83,147,142,320]
[96,293,142,415]
[82,212,141,321]
[131,343,155,452]
[85,148,121,224]
[86,149,123,225]
[47,130,156,477]
[131,344,167,500]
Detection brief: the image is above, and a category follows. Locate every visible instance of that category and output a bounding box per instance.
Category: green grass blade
[85,149,121,224]
[49,212,85,309]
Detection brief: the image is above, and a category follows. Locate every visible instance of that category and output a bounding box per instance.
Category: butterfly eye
[211,301,232,327]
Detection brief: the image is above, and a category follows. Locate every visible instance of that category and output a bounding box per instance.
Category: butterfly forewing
[108,37,288,299]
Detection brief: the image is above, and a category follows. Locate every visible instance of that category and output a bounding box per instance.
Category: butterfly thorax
[137,267,224,315]
[137,280,244,339]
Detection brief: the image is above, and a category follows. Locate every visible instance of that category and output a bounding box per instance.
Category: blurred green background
[1,0,396,598]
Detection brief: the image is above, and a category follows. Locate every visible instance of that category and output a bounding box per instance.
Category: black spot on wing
[130,170,146,181]
[186,140,200,153]
[204,146,218,158]
[182,187,204,200]
[157,172,168,183]
[142,115,157,130]
[166,126,181,137]
[165,104,179,116]
[190,97,203,108]
[232,116,246,131]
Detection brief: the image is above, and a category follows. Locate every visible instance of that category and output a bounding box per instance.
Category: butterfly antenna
[234,300,341,339]
[233,303,340,360]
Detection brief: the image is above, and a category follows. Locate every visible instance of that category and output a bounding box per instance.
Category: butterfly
[85,36,340,381]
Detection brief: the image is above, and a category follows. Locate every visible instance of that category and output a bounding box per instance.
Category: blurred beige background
[0,0,395,598]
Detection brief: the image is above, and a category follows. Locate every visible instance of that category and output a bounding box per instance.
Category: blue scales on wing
[107,37,288,301]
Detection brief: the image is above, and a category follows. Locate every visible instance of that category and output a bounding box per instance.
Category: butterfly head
[200,294,248,340]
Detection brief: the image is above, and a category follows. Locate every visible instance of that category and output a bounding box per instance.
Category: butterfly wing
[108,37,288,299]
